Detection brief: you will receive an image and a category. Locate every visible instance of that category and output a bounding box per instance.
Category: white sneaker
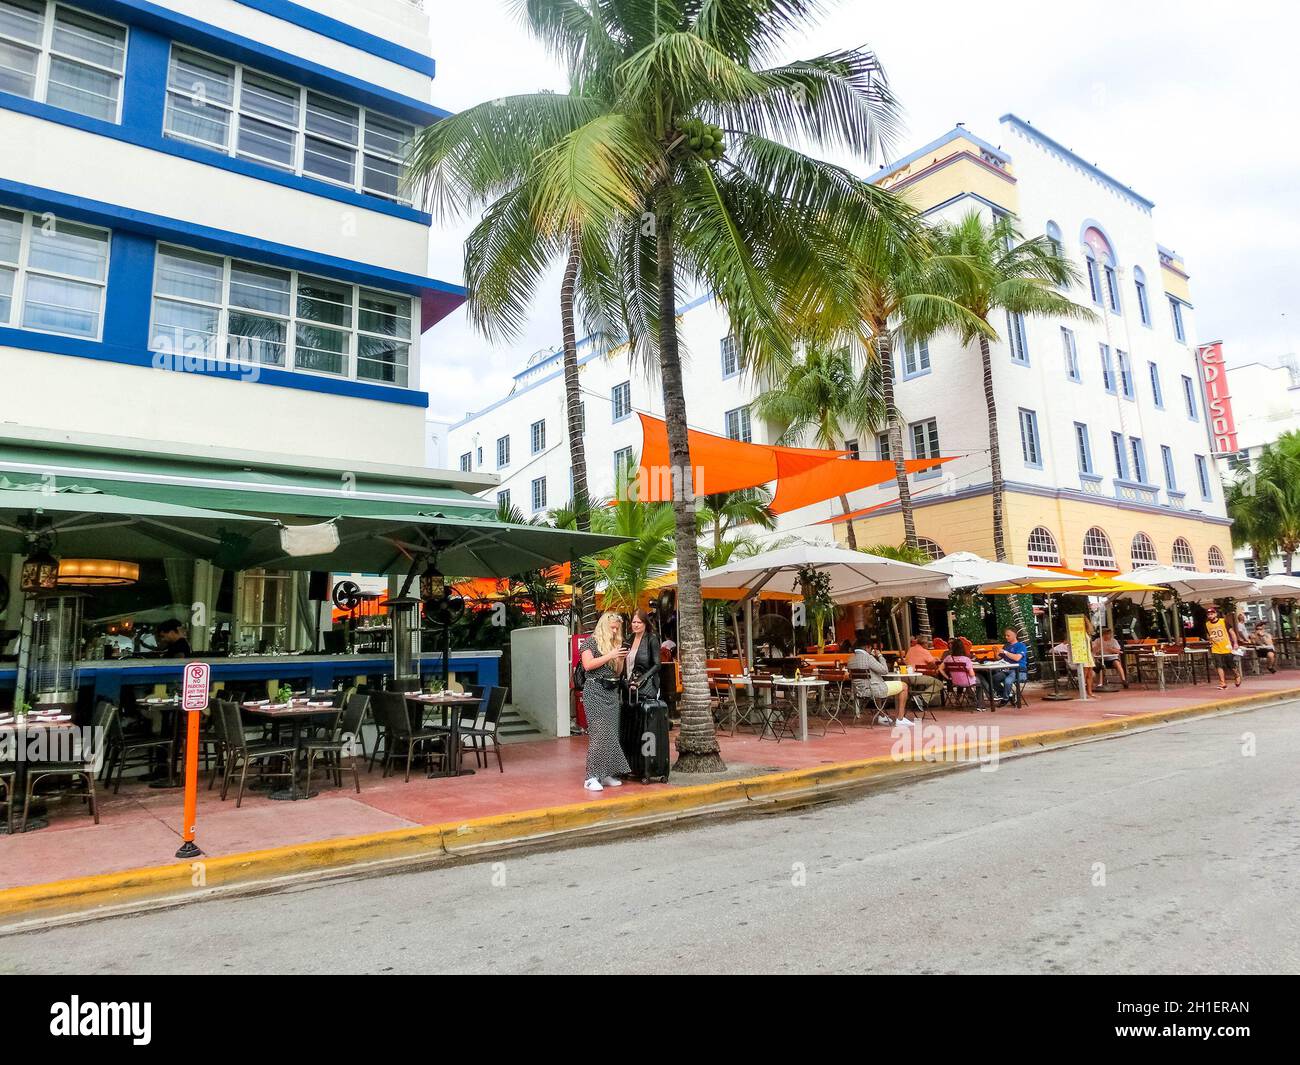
[600,776,624,787]
[894,717,915,728]
[583,777,604,791]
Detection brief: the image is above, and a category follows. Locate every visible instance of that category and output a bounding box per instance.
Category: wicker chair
[302,693,369,794]
[217,700,297,808]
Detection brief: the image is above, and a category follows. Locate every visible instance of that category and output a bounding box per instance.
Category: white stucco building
[448,115,1234,576]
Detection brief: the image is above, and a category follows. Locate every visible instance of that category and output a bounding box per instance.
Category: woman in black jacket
[625,609,661,700]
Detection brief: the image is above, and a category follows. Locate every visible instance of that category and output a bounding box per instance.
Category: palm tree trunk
[879,333,932,641]
[561,236,595,632]
[979,334,1032,656]
[655,188,723,773]
[838,493,858,550]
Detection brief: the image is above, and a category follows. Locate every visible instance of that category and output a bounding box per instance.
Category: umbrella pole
[1042,594,1072,701]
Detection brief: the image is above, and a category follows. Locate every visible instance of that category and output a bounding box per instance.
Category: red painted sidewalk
[2,673,1296,891]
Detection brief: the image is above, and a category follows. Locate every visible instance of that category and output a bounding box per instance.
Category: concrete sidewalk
[1,672,1297,924]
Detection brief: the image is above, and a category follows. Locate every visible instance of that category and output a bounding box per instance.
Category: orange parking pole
[175,707,203,859]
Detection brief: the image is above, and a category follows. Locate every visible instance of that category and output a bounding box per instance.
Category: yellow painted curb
[1,686,1295,926]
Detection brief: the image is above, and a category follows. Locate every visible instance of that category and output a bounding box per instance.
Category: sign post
[176,661,210,860]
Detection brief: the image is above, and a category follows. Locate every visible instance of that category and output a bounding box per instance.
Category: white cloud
[420,0,1300,417]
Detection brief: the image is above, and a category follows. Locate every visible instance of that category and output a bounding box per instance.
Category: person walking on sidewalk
[580,612,632,791]
[1205,605,1240,690]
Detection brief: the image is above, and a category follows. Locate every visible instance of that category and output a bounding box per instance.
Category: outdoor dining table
[241,699,337,800]
[768,677,827,741]
[971,662,1021,710]
[883,672,939,721]
[0,713,76,832]
[407,691,482,777]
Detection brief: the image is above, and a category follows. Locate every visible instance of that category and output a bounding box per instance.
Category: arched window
[916,537,944,561]
[1207,545,1227,573]
[1171,538,1196,570]
[1082,527,1116,570]
[1082,226,1120,313]
[1026,526,1060,566]
[1045,220,1063,259]
[1132,265,1151,326]
[1130,532,1158,567]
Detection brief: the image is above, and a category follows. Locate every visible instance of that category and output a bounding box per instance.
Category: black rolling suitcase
[622,697,671,784]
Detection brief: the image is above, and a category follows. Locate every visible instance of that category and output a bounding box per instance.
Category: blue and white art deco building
[0,0,465,467]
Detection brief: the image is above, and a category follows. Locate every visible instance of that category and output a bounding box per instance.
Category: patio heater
[388,596,424,692]
[27,592,86,711]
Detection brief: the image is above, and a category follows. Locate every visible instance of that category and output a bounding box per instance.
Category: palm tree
[1238,433,1300,575]
[926,212,1093,565]
[590,496,677,614]
[861,542,932,651]
[696,487,776,567]
[751,345,881,549]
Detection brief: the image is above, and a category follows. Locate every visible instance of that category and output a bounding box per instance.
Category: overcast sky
[419,0,1300,422]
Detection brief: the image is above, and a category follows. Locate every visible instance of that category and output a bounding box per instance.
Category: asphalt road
[3,701,1298,974]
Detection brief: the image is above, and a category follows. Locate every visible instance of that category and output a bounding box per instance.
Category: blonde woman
[580,612,632,791]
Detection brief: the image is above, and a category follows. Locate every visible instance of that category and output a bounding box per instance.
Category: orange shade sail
[813,483,946,524]
[635,414,953,515]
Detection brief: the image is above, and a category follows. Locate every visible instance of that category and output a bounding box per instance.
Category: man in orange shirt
[902,636,944,705]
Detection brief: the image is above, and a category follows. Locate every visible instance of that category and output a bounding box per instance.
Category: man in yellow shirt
[1204,605,1240,689]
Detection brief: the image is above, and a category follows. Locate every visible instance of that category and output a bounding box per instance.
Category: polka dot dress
[582,637,631,780]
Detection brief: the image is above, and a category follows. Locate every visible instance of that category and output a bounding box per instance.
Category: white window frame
[458,452,471,472]
[720,334,739,377]
[1082,527,1116,570]
[724,406,752,443]
[496,488,510,510]
[0,1,128,123]
[1171,538,1196,570]
[146,242,414,386]
[0,204,111,340]
[1061,327,1079,381]
[1027,526,1060,567]
[530,476,547,514]
[530,418,545,455]
[1130,532,1158,567]
[611,380,631,421]
[495,435,510,469]
[161,43,415,204]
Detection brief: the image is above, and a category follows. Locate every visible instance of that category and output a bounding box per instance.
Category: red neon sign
[1197,342,1239,455]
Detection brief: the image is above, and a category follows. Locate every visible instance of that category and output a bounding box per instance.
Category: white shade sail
[701,544,951,603]
[1119,565,1259,602]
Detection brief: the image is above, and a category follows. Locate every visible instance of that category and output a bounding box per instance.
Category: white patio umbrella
[701,544,951,662]
[1250,574,1300,600]
[701,543,951,602]
[1119,565,1259,602]
[927,551,1082,592]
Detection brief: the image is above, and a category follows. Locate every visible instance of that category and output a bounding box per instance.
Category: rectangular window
[496,488,510,510]
[720,334,739,377]
[1129,437,1148,483]
[1117,350,1134,399]
[1135,278,1151,325]
[1170,297,1186,342]
[1006,311,1028,364]
[1149,361,1164,408]
[1182,375,1198,420]
[611,380,631,421]
[876,431,891,462]
[1062,327,1079,381]
[613,445,633,490]
[458,452,471,472]
[531,476,547,513]
[0,2,126,121]
[163,45,414,202]
[1018,408,1042,467]
[1104,265,1121,313]
[1195,455,1211,500]
[1074,422,1094,475]
[910,418,940,475]
[530,418,545,454]
[1100,344,1115,393]
[0,205,110,338]
[1161,445,1177,491]
[903,336,931,376]
[1111,431,1129,480]
[845,438,860,460]
[149,244,412,385]
[725,406,751,443]
[1086,257,1102,304]
[495,435,510,469]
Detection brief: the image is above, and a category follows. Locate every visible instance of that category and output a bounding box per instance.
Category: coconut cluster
[674,116,726,161]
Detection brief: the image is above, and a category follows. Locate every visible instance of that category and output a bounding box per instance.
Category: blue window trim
[1182,374,1200,422]
[1117,350,1135,400]
[1006,311,1030,365]
[70,0,449,126]
[1018,408,1043,469]
[1100,344,1116,395]
[1129,437,1148,483]
[720,336,739,379]
[1110,431,1130,480]
[1134,270,1152,327]
[0,92,433,225]
[0,326,428,406]
[1149,361,1164,408]
[900,338,932,381]
[230,0,437,77]
[1195,455,1212,500]
[1074,422,1094,475]
[611,382,632,423]
[1062,327,1080,382]
[1160,445,1178,492]
[909,418,942,481]
[0,177,463,305]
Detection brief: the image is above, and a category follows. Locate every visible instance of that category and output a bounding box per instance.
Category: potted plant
[276,684,294,706]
